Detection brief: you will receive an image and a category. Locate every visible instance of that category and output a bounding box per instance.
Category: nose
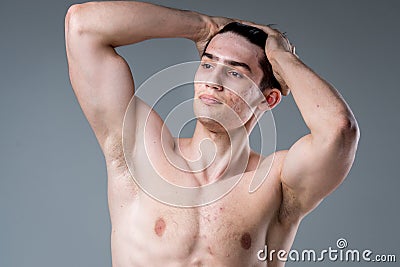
[205,71,224,91]
[206,82,223,91]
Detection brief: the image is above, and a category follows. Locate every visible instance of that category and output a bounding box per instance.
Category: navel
[240,232,252,250]
[154,217,166,237]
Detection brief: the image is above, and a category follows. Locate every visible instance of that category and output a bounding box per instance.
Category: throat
[175,123,253,184]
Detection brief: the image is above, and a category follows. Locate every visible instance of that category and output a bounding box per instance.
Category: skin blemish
[154,217,166,237]
[208,246,214,255]
[240,232,252,250]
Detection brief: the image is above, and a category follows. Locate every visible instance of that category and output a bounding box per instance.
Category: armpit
[278,183,302,224]
[104,136,127,171]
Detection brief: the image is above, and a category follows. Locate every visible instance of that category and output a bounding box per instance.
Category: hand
[195,15,235,56]
[250,24,296,58]
[244,23,297,95]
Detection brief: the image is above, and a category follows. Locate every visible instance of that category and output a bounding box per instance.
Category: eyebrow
[202,52,252,73]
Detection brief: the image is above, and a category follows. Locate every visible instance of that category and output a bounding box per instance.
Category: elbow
[65,3,94,37]
[65,4,82,36]
[338,116,360,141]
[330,115,360,149]
[315,113,360,147]
[65,3,101,54]
[64,4,82,43]
[65,4,84,55]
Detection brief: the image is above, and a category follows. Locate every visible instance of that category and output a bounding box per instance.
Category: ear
[257,88,281,111]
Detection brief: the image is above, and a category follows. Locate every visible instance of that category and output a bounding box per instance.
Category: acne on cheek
[229,94,253,115]
[229,84,258,101]
[228,98,243,113]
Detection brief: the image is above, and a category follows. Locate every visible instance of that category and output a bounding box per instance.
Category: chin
[193,99,248,132]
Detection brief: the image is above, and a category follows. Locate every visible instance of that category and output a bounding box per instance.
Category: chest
[107,137,283,259]
[111,173,280,258]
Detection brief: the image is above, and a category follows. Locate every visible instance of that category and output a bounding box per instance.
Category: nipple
[154,217,166,237]
[240,232,252,250]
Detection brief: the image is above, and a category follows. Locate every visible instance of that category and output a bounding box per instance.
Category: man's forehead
[204,33,265,76]
[206,32,264,62]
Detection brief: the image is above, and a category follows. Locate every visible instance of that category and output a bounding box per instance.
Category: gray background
[0,0,399,266]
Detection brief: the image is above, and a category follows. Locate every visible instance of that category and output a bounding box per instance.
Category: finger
[259,24,279,36]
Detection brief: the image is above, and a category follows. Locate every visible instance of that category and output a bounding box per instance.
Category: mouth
[198,94,222,105]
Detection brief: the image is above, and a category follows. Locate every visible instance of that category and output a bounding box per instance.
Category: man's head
[193,22,282,132]
[203,22,282,94]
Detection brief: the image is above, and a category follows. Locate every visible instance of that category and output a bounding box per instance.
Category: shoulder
[251,149,288,173]
[103,96,174,169]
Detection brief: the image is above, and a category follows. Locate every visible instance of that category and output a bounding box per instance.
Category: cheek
[193,83,200,95]
[227,93,251,118]
[226,86,257,110]
[194,82,208,97]
[194,68,204,84]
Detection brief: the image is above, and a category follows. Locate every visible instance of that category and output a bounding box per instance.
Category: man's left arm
[262,26,360,219]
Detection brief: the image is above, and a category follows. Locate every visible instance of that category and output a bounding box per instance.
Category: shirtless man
[65,1,359,266]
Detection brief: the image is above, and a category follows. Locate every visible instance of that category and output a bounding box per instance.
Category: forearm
[270,51,358,137]
[67,1,208,47]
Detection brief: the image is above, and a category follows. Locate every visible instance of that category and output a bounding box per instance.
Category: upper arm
[280,123,359,217]
[65,5,135,150]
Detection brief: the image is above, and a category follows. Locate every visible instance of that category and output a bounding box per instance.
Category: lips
[199,94,222,105]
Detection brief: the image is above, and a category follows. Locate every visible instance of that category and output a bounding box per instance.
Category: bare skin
[65,1,359,266]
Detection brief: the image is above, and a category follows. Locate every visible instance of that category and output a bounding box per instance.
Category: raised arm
[259,26,360,220]
[65,1,231,154]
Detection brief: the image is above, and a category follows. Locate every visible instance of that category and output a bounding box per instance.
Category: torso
[104,98,299,267]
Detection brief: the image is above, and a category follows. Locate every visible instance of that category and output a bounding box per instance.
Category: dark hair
[202,22,281,92]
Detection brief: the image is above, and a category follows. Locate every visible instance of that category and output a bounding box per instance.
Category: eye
[201,63,213,69]
[229,70,243,78]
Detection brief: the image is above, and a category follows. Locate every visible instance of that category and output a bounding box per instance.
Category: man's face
[194,32,267,132]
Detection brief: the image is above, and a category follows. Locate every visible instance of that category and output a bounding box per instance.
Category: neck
[184,121,252,183]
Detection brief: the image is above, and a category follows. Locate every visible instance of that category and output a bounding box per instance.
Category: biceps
[67,35,135,147]
[281,134,355,206]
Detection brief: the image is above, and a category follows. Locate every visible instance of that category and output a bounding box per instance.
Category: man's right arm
[65,1,226,154]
